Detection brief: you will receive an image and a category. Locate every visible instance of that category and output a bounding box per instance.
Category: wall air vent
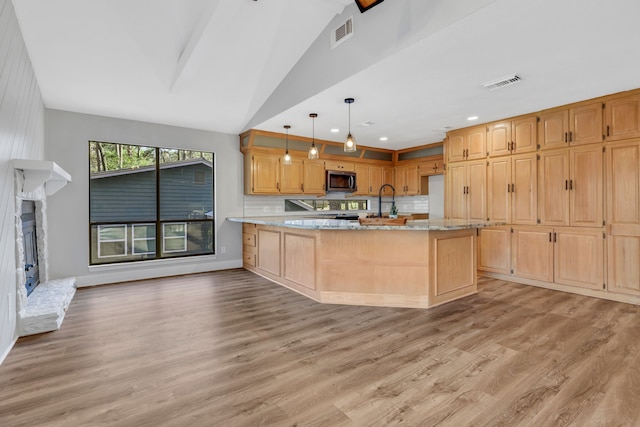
[482,74,522,91]
[331,16,353,49]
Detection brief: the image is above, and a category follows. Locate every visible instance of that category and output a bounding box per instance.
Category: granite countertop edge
[227,216,505,231]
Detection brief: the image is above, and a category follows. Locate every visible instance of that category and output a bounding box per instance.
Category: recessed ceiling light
[330,128,340,133]
[467,116,479,121]
[379,137,388,141]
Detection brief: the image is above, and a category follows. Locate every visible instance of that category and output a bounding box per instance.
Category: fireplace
[13,159,75,336]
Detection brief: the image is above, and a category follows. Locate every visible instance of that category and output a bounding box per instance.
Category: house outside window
[89,141,215,265]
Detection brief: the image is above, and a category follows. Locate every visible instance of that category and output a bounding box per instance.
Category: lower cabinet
[479,226,604,291]
[607,225,640,297]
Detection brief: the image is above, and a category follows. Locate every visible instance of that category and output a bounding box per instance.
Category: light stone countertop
[227,216,504,231]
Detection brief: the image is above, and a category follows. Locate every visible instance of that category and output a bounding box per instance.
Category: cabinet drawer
[243,245,256,267]
[243,232,256,246]
[243,223,257,234]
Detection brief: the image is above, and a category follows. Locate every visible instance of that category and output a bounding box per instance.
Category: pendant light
[344,98,356,152]
[308,113,319,159]
[283,125,292,165]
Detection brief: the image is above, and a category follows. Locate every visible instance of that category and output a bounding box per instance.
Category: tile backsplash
[243,194,429,217]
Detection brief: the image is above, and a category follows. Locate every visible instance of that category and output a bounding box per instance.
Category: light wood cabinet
[395,163,419,195]
[324,160,355,171]
[354,165,394,195]
[538,146,603,227]
[246,152,280,194]
[487,117,537,157]
[511,226,554,282]
[538,102,603,150]
[477,226,511,274]
[554,227,604,290]
[418,156,444,176]
[447,160,486,220]
[280,157,304,194]
[604,93,640,141]
[245,152,326,195]
[447,126,487,163]
[303,160,325,194]
[487,153,537,224]
[257,227,281,276]
[242,223,257,267]
[606,140,640,297]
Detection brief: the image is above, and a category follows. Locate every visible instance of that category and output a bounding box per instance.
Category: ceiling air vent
[482,74,522,91]
[331,16,353,49]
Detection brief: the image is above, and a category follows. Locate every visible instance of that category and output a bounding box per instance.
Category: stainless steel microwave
[326,170,357,192]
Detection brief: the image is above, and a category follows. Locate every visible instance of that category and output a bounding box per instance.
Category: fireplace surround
[13,160,75,336]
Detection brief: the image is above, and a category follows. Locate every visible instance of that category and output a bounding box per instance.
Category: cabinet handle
[512,141,515,151]
[370,186,372,192]
[511,183,515,192]
[277,182,280,191]
[569,179,573,190]
[549,232,552,242]
[569,131,573,142]
[564,132,568,143]
[565,180,568,190]
[553,232,557,243]
[507,183,511,193]
[301,183,304,191]
[606,125,610,137]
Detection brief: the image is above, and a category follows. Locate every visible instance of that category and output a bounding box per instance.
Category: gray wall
[0,0,45,362]
[45,109,244,287]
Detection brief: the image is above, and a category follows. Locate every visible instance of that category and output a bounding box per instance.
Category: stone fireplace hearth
[13,160,75,336]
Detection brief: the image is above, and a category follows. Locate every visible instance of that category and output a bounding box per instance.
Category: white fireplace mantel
[12,159,71,196]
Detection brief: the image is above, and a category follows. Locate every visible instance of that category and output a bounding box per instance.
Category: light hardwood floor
[1,269,640,426]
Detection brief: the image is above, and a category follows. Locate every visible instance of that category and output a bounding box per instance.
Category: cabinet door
[487,157,510,222]
[303,160,325,194]
[324,160,355,171]
[511,153,538,225]
[395,166,407,196]
[487,122,511,157]
[512,226,554,282]
[354,164,370,195]
[478,226,511,274]
[447,163,466,220]
[605,94,640,141]
[280,158,304,194]
[539,149,570,226]
[467,126,487,160]
[570,102,603,146]
[554,228,604,290]
[539,110,569,150]
[607,226,640,296]
[369,166,383,195]
[404,164,420,195]
[252,153,280,194]
[467,160,486,221]
[382,167,395,195]
[569,146,603,227]
[448,130,466,163]
[607,141,640,225]
[512,115,537,154]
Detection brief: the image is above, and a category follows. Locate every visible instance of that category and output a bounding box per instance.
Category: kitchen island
[228,216,502,309]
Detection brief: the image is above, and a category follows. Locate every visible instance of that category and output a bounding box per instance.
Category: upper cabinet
[244,151,326,195]
[487,115,537,157]
[538,101,603,150]
[604,93,640,142]
[447,126,486,163]
[395,163,420,196]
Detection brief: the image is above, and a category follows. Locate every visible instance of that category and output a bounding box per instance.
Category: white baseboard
[77,259,243,287]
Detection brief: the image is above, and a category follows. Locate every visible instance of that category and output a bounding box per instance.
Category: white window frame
[131,223,156,255]
[97,224,127,258]
[162,222,187,253]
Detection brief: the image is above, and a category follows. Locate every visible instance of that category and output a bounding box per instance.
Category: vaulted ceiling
[12,0,640,150]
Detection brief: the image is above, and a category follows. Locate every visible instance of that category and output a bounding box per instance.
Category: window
[89,141,215,265]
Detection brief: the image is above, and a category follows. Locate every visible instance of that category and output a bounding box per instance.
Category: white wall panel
[0,0,45,363]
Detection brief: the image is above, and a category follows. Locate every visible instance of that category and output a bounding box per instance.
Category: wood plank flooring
[1,269,640,426]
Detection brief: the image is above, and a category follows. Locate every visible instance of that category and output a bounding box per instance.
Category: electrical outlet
[220,246,226,254]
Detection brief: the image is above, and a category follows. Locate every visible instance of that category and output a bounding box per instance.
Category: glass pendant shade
[283,125,292,165]
[344,98,356,152]
[308,113,319,159]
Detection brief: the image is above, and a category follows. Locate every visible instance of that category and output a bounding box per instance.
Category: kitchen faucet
[378,184,396,218]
